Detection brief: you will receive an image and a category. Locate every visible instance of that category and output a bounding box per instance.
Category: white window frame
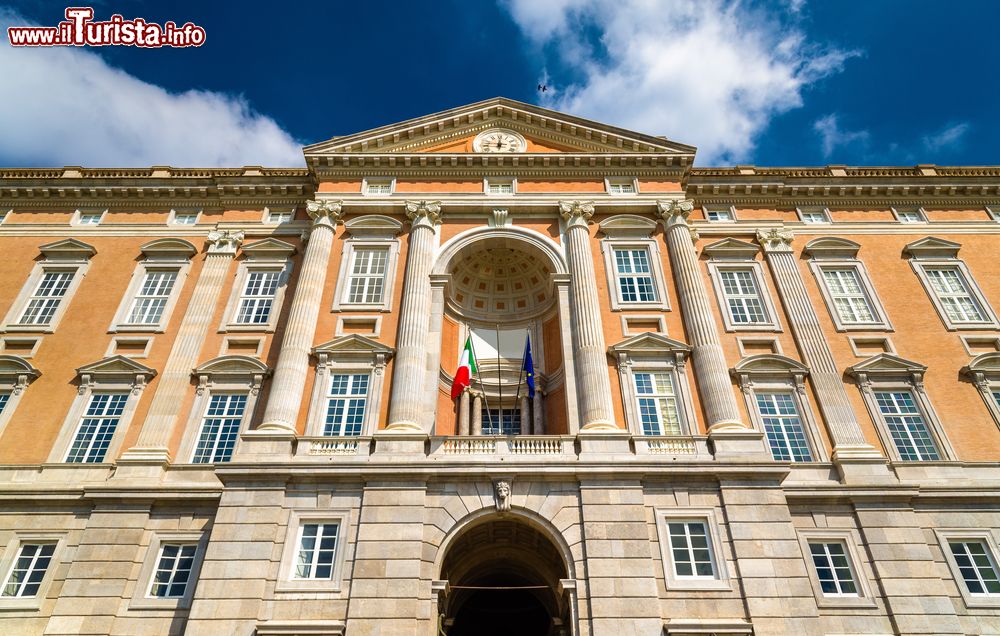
[703,205,736,223]
[892,206,927,224]
[71,208,106,226]
[988,206,1000,223]
[733,355,827,462]
[911,260,998,330]
[707,261,782,332]
[0,533,66,610]
[848,355,955,463]
[0,355,40,440]
[796,206,832,224]
[655,508,731,591]
[2,240,95,334]
[109,240,195,333]
[331,215,403,313]
[305,335,392,440]
[276,509,351,593]
[610,334,696,440]
[0,209,10,225]
[797,529,877,608]
[263,206,296,224]
[963,353,1000,432]
[484,176,516,196]
[176,356,269,464]
[362,177,396,197]
[601,242,671,311]
[810,262,892,331]
[936,530,1000,609]
[605,176,639,195]
[130,531,208,610]
[219,240,296,333]
[168,208,201,226]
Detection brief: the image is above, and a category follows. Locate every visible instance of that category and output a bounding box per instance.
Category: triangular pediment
[39,238,96,260]
[241,238,297,259]
[903,236,962,259]
[847,353,926,376]
[76,355,156,380]
[313,334,395,358]
[304,97,696,158]
[609,332,690,356]
[702,238,759,259]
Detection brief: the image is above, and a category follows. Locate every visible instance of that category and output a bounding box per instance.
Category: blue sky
[1,0,998,167]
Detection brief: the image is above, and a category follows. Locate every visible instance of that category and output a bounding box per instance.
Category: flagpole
[467,332,494,432]
[495,323,503,435]
[514,331,527,422]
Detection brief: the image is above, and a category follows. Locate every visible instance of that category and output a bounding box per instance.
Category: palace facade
[0,98,999,635]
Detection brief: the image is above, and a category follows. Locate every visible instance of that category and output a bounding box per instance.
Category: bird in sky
[537,84,548,92]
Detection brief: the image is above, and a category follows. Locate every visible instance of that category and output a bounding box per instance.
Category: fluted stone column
[559,201,616,430]
[119,229,244,466]
[256,200,343,433]
[657,200,745,432]
[756,229,885,469]
[386,201,442,433]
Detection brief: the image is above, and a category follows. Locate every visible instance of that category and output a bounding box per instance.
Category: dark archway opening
[440,516,570,636]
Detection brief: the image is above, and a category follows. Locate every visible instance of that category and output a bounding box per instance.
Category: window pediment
[75,355,156,390]
[139,238,197,260]
[903,236,962,259]
[0,355,40,393]
[240,238,297,260]
[846,353,926,384]
[312,335,394,366]
[803,237,861,260]
[731,354,808,390]
[344,215,403,239]
[599,215,657,239]
[608,333,690,361]
[192,355,271,394]
[39,238,96,261]
[964,352,1000,376]
[702,238,759,260]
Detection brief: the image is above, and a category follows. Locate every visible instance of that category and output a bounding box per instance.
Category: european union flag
[522,335,536,399]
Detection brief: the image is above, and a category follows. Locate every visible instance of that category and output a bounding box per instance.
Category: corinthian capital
[306,199,344,226]
[655,199,695,224]
[206,228,245,254]
[756,227,795,253]
[559,200,595,229]
[404,200,442,229]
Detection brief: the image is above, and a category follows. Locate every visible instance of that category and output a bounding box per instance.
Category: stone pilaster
[472,391,483,436]
[756,228,888,480]
[255,200,342,434]
[117,229,243,468]
[559,201,616,431]
[656,201,746,432]
[386,201,442,433]
[458,388,470,436]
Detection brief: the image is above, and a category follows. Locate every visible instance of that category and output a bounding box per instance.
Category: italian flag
[451,336,477,400]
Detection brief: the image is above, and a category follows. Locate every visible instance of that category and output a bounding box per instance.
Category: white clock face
[473,129,525,153]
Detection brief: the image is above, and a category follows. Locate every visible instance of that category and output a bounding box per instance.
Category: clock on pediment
[473,128,526,153]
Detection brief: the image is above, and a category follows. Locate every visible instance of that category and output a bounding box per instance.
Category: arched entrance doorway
[438,515,572,636]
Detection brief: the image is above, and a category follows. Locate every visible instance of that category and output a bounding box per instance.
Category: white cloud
[0,9,303,167]
[922,122,970,152]
[813,114,870,159]
[502,0,859,164]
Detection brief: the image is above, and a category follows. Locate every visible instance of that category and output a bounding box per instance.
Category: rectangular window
[65,393,128,463]
[706,208,734,222]
[346,248,388,304]
[874,391,940,460]
[667,521,716,578]
[821,268,878,324]
[993,390,1000,409]
[235,270,281,324]
[799,207,831,224]
[950,540,1000,597]
[634,371,681,435]
[607,180,636,195]
[191,393,247,463]
[1,543,55,598]
[483,408,521,436]
[0,392,9,414]
[486,179,514,195]
[173,213,198,225]
[613,248,657,303]
[125,270,178,325]
[18,271,74,326]
[923,268,987,323]
[294,523,339,580]
[809,541,858,596]
[364,179,394,196]
[267,211,293,224]
[323,374,369,436]
[719,269,768,324]
[77,213,103,225]
[896,209,925,223]
[148,544,197,598]
[755,392,813,462]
